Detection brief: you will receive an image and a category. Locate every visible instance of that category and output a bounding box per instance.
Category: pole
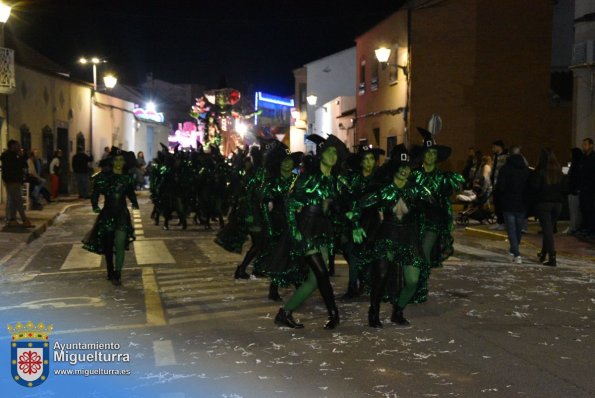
[92,64,97,91]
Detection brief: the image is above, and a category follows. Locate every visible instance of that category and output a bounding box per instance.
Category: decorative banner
[133,106,164,123]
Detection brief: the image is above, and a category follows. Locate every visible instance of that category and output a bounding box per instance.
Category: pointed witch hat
[346,143,385,171]
[410,127,451,163]
[306,134,349,163]
[263,140,303,172]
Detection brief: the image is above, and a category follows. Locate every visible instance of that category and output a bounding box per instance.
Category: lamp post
[79,57,106,91]
[78,56,108,163]
[0,1,10,46]
[374,47,408,77]
[374,46,411,146]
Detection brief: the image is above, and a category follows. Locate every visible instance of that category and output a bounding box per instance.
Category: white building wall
[304,47,356,141]
[9,65,92,163]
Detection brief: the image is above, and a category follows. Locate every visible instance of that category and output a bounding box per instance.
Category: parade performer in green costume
[350,144,430,327]
[273,134,347,330]
[253,141,302,301]
[83,148,139,286]
[338,144,384,298]
[411,128,464,303]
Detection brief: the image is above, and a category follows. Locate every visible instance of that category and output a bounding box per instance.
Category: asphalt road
[0,197,593,398]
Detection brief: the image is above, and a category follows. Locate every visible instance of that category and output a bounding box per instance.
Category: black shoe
[537,251,546,263]
[274,308,304,328]
[234,266,250,279]
[543,253,556,267]
[111,271,122,286]
[324,308,340,330]
[106,267,114,281]
[342,281,360,299]
[391,306,410,326]
[368,306,383,328]
[268,284,282,302]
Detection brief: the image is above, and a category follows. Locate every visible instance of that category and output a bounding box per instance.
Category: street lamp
[78,56,106,90]
[103,74,117,89]
[306,95,317,106]
[0,1,10,46]
[0,2,11,23]
[374,47,408,77]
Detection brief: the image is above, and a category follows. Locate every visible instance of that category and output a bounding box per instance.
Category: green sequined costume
[411,168,465,302]
[252,173,297,276]
[352,181,429,303]
[82,172,138,254]
[266,170,338,287]
[215,167,266,253]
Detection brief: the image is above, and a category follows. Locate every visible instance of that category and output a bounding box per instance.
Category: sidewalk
[0,195,87,265]
[464,219,595,262]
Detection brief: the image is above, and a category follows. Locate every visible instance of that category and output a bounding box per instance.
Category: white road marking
[134,240,175,264]
[61,244,102,270]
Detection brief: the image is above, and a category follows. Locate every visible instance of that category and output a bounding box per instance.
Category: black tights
[285,252,337,314]
[370,259,390,308]
[237,230,266,273]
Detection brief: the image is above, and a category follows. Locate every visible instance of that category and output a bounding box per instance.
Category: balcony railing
[0,47,15,94]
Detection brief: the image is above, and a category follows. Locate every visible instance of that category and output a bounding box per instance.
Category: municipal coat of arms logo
[7,321,53,388]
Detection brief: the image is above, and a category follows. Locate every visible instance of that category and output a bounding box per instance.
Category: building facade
[356,0,571,169]
[0,46,169,202]
[292,48,357,153]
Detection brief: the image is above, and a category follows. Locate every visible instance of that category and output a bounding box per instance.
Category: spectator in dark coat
[530,149,566,266]
[72,149,93,198]
[564,148,583,235]
[1,140,33,227]
[496,154,530,264]
[577,138,595,238]
[490,140,509,229]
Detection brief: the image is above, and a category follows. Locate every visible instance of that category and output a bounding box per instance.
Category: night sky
[8,0,405,96]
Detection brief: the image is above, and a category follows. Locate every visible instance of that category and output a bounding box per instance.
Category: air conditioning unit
[571,40,595,66]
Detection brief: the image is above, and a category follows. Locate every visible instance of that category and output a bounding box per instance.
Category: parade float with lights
[179,88,259,155]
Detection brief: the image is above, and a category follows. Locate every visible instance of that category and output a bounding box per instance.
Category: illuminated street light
[78,56,107,90]
[374,46,408,77]
[103,74,118,89]
[146,101,156,112]
[0,2,11,23]
[374,47,391,63]
[306,95,317,106]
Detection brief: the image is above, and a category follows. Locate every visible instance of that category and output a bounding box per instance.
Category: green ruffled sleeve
[126,175,139,209]
[90,173,106,211]
[287,174,311,238]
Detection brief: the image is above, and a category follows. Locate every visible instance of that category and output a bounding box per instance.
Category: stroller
[455,182,496,226]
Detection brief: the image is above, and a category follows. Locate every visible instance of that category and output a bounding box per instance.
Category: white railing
[0,47,15,94]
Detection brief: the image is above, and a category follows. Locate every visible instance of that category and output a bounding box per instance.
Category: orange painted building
[356,0,571,170]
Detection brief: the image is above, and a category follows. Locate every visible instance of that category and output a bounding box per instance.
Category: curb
[0,202,86,267]
[464,226,595,262]
[464,227,507,241]
[26,202,87,244]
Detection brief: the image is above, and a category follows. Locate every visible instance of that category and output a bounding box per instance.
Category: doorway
[57,127,69,194]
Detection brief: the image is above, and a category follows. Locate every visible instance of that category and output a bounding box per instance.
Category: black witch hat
[346,143,385,171]
[410,127,451,163]
[376,144,413,183]
[263,141,303,173]
[306,134,349,163]
[106,146,137,171]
